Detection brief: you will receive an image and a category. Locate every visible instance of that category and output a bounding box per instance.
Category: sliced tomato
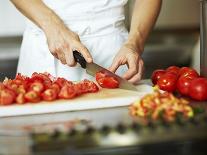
[54,77,73,87]
[30,72,52,89]
[82,80,99,93]
[50,83,60,93]
[58,85,76,99]
[24,90,41,103]
[42,89,58,101]
[29,81,44,94]
[97,77,119,89]
[95,71,106,81]
[16,93,25,104]
[0,89,16,105]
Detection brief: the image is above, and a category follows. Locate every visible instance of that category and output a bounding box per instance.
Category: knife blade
[73,50,138,91]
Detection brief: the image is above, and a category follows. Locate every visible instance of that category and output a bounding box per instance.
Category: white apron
[17,0,129,81]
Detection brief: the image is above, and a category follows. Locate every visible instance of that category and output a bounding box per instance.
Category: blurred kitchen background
[0,0,200,81]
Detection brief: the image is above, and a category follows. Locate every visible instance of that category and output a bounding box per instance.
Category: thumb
[109,59,120,73]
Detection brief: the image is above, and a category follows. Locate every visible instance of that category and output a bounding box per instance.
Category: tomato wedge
[42,89,58,101]
[58,85,76,99]
[95,71,119,89]
[24,90,41,103]
[0,89,16,105]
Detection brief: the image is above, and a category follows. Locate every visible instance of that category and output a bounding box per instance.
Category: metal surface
[86,62,138,91]
[200,0,207,77]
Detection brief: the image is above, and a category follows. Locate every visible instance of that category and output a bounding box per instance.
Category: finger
[51,52,58,59]
[108,59,120,73]
[64,48,77,67]
[57,50,67,64]
[77,44,93,63]
[128,60,144,84]
[122,58,138,80]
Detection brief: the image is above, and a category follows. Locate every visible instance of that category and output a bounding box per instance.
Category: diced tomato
[42,89,58,101]
[30,72,52,89]
[82,80,99,92]
[54,77,73,87]
[16,93,25,104]
[97,77,119,89]
[24,90,41,103]
[58,85,76,99]
[0,89,16,105]
[95,71,106,81]
[29,81,44,94]
[50,83,60,93]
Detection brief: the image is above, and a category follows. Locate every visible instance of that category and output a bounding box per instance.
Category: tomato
[166,66,180,75]
[157,73,177,92]
[178,67,199,78]
[82,80,99,93]
[96,71,119,89]
[58,85,76,99]
[95,71,106,81]
[54,77,73,87]
[24,90,41,103]
[16,93,25,104]
[176,75,197,96]
[29,82,44,94]
[151,69,166,85]
[189,78,207,101]
[50,83,60,93]
[0,89,16,105]
[42,89,58,101]
[30,72,52,89]
[97,77,119,88]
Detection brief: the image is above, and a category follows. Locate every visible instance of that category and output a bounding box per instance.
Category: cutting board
[0,84,153,117]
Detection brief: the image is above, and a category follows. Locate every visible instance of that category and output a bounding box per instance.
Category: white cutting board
[0,84,153,117]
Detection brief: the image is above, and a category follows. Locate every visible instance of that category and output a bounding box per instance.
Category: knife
[73,50,138,91]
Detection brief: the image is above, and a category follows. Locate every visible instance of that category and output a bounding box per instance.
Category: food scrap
[129,87,194,122]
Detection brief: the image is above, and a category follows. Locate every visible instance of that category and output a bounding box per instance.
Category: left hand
[109,44,144,85]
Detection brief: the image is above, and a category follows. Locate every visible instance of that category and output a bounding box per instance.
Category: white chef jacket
[17,0,129,81]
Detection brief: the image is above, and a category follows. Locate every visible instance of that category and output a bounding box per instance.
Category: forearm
[10,0,67,35]
[126,0,162,53]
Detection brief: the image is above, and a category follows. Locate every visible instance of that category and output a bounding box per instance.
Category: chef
[11,0,162,84]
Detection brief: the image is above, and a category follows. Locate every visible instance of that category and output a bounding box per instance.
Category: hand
[45,24,92,66]
[109,44,144,84]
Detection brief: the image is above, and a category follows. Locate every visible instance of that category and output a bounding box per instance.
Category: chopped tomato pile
[95,71,119,89]
[151,66,207,101]
[129,87,194,122]
[0,72,99,105]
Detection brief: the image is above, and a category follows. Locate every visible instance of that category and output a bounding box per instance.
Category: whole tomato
[166,66,180,75]
[189,78,207,101]
[151,69,166,85]
[178,67,199,78]
[176,75,197,96]
[157,73,177,92]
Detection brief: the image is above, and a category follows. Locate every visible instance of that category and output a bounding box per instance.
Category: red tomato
[95,71,106,81]
[96,71,119,89]
[82,80,99,93]
[50,83,60,93]
[151,69,166,85]
[29,82,44,94]
[176,75,197,96]
[178,67,199,78]
[189,78,207,101]
[0,89,16,105]
[157,73,177,92]
[30,72,52,89]
[54,77,73,87]
[16,93,25,104]
[97,77,119,89]
[24,90,41,103]
[166,66,180,75]
[58,85,76,99]
[42,89,58,101]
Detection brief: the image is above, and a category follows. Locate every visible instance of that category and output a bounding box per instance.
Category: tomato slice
[16,93,25,104]
[29,82,44,94]
[24,90,41,103]
[58,85,76,99]
[97,77,119,89]
[82,80,99,93]
[54,77,73,87]
[0,89,16,105]
[96,71,119,89]
[42,89,58,101]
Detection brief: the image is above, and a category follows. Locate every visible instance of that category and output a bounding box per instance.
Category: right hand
[45,24,92,67]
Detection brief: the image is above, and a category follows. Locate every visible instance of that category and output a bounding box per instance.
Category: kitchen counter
[0,80,207,155]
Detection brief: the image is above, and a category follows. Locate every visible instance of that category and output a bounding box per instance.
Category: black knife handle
[73,50,86,69]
